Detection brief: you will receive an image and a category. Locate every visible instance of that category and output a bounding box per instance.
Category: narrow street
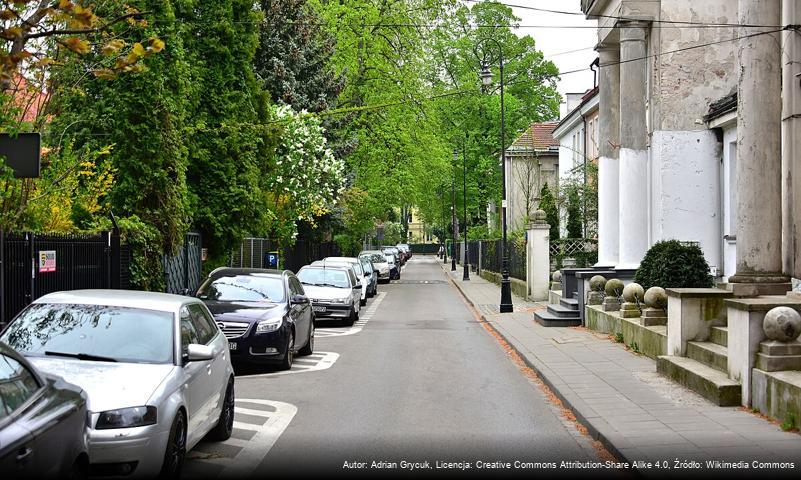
[183,257,602,477]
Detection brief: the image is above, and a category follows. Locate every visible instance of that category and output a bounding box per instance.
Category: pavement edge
[439,263,631,466]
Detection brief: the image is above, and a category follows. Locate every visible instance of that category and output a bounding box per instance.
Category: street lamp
[451,151,457,272]
[477,37,513,313]
[462,136,470,281]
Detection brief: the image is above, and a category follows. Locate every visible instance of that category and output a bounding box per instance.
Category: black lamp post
[440,187,447,264]
[462,136,470,281]
[478,37,513,313]
[451,151,457,272]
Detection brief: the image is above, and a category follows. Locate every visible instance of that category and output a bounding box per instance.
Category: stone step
[657,355,741,407]
[547,304,581,319]
[534,311,582,328]
[559,297,579,310]
[686,341,728,372]
[710,326,728,348]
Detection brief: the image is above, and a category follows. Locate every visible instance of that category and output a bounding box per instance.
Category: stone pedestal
[526,213,550,301]
[666,288,732,357]
[642,308,667,327]
[602,297,620,312]
[620,302,641,319]
[725,298,801,406]
[756,341,801,371]
[587,291,603,306]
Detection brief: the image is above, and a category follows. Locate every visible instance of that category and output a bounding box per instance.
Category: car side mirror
[291,294,308,305]
[186,344,214,362]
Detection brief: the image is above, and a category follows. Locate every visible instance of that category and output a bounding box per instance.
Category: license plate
[228,341,237,351]
[313,306,326,313]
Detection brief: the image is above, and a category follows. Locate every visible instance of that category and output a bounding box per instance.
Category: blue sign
[265,251,279,269]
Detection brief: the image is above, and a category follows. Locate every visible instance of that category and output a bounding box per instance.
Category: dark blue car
[196,268,315,370]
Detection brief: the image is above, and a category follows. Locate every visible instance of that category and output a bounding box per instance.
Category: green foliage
[634,240,713,290]
[539,183,559,241]
[780,412,797,431]
[566,187,583,239]
[117,215,165,292]
[614,332,624,343]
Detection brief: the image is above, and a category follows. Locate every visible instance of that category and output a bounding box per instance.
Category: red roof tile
[509,121,559,151]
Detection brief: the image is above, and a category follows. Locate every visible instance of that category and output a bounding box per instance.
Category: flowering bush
[267,105,345,242]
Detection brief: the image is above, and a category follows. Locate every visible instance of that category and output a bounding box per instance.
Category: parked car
[0,290,235,479]
[322,256,376,300]
[383,246,405,266]
[311,259,368,306]
[396,243,411,261]
[297,266,361,325]
[0,341,89,478]
[382,249,402,280]
[195,268,314,371]
[360,250,391,283]
[359,256,379,296]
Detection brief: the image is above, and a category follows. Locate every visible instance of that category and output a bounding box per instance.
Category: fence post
[527,211,550,301]
[27,233,34,303]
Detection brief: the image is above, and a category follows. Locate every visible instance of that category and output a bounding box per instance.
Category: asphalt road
[186,256,605,478]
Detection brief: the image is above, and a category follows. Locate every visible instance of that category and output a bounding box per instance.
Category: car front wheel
[279,331,294,370]
[206,378,234,441]
[159,411,187,479]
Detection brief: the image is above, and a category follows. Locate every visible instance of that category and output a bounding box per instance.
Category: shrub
[634,240,713,290]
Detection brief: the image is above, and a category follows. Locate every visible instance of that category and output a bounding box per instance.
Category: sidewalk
[441,263,801,468]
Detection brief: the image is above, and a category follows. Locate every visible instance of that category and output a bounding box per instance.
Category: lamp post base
[451,258,457,271]
[463,263,470,281]
[500,275,514,313]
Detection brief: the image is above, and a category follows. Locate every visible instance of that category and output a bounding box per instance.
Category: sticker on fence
[38,250,56,273]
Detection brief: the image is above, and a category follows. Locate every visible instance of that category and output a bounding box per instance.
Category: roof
[33,290,197,311]
[704,91,737,123]
[508,122,560,152]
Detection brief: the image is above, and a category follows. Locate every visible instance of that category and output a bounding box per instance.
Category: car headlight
[256,318,282,333]
[95,406,157,430]
[330,298,349,304]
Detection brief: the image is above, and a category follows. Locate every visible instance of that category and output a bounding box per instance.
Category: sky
[506,1,599,117]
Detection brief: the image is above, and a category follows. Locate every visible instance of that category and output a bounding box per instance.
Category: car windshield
[197,274,285,303]
[385,255,395,264]
[297,268,350,288]
[0,303,174,364]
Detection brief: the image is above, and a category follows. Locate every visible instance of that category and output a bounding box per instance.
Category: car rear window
[297,268,350,288]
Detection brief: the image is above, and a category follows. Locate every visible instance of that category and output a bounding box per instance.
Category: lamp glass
[479,64,493,87]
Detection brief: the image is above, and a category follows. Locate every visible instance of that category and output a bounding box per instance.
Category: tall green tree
[566,187,583,239]
[539,182,559,241]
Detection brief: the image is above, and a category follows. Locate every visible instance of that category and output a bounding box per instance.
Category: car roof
[208,267,289,278]
[324,257,359,263]
[360,250,384,256]
[300,265,351,271]
[32,289,197,311]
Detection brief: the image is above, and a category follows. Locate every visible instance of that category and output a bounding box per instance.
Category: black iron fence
[476,239,526,281]
[1,231,123,324]
[163,232,203,295]
[410,243,439,254]
[230,237,340,274]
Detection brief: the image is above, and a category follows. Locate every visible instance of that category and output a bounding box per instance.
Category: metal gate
[163,232,202,294]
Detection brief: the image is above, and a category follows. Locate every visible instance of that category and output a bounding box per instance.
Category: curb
[439,262,630,465]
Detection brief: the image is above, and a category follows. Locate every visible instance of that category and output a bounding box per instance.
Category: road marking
[185,399,296,479]
[234,351,340,378]
[315,291,386,338]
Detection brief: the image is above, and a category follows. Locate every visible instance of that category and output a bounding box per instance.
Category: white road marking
[235,351,340,378]
[187,399,297,479]
[315,291,386,338]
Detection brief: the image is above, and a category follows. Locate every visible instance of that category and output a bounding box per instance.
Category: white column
[783,1,801,280]
[729,0,789,293]
[527,213,550,301]
[617,22,649,270]
[596,45,620,267]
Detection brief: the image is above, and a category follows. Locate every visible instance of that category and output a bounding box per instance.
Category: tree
[566,187,583,239]
[515,151,541,224]
[539,182,559,241]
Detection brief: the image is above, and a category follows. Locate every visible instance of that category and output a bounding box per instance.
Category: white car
[360,250,391,283]
[0,290,235,478]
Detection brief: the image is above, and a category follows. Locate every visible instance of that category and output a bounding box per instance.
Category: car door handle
[16,447,32,463]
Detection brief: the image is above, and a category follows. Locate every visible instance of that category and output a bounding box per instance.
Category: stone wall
[585,305,668,360]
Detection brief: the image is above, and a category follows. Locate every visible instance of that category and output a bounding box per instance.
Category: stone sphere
[763,306,801,342]
[532,209,547,223]
[644,287,668,309]
[604,278,624,297]
[552,271,562,282]
[589,275,607,292]
[622,283,644,303]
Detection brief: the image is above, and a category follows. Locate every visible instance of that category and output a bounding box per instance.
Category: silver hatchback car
[0,290,235,478]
